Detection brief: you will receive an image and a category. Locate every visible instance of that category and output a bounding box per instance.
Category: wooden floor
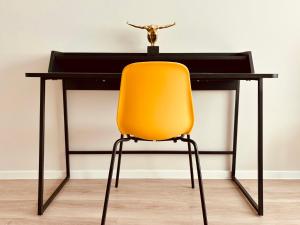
[0,179,299,225]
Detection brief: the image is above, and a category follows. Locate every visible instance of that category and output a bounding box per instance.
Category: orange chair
[101,62,207,225]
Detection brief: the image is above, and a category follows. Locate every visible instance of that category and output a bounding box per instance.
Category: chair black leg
[101,138,129,225]
[115,134,124,188]
[187,135,195,189]
[190,138,208,225]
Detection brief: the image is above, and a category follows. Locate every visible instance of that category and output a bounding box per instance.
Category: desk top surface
[26,72,277,80]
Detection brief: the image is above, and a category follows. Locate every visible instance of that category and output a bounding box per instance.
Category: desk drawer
[64,78,239,91]
[64,78,121,90]
[191,79,239,90]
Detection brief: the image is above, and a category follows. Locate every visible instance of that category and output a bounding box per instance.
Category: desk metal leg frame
[231,79,263,216]
[37,79,70,215]
[37,78,264,217]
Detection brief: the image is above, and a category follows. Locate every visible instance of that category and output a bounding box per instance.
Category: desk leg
[258,78,263,215]
[37,78,69,215]
[62,80,70,178]
[37,78,46,215]
[231,81,240,177]
[232,79,264,216]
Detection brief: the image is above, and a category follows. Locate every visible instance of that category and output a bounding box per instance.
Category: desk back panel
[49,51,254,90]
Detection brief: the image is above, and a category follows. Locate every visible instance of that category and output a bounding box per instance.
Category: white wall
[0,0,299,178]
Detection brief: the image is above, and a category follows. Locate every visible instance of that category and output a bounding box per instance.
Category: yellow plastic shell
[117,61,194,140]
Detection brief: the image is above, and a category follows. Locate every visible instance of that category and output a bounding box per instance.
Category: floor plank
[0,179,299,225]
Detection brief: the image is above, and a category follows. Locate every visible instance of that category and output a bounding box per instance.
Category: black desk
[26,51,278,217]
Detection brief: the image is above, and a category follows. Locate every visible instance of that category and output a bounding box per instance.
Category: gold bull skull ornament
[127,22,176,46]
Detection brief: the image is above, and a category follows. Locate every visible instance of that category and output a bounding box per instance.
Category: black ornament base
[147,46,159,54]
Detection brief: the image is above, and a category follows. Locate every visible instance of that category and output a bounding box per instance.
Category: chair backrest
[117,61,194,140]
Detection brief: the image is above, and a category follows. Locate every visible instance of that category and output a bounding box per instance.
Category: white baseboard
[0,170,299,180]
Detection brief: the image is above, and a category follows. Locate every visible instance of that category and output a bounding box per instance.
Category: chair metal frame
[101,135,208,225]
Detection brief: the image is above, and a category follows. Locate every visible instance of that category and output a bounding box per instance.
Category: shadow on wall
[0,55,61,169]
[266,124,300,171]
[96,27,146,52]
